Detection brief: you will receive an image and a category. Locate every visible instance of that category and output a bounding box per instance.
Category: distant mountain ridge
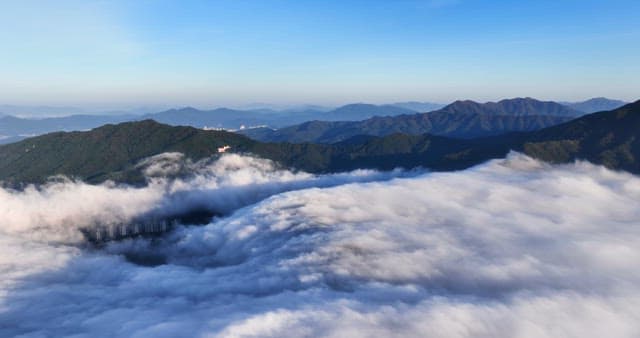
[142,104,420,130]
[0,114,134,143]
[319,104,418,121]
[563,97,628,114]
[390,101,445,112]
[140,107,273,129]
[240,98,579,143]
[0,103,422,144]
[0,97,626,146]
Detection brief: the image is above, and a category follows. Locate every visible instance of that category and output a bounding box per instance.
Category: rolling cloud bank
[1,153,639,337]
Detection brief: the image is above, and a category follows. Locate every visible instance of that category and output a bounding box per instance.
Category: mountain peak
[496,97,544,104]
[566,98,628,113]
[176,106,201,112]
[441,98,580,117]
[440,100,488,115]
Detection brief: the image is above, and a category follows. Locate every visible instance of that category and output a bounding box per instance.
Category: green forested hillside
[521,100,640,171]
[0,120,256,184]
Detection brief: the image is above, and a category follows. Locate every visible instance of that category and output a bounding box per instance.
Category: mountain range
[563,97,627,113]
[138,104,420,130]
[0,100,637,185]
[239,98,581,143]
[0,104,422,143]
[0,97,627,145]
[0,114,135,144]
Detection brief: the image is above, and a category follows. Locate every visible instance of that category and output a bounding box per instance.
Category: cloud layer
[1,153,639,337]
[0,153,409,243]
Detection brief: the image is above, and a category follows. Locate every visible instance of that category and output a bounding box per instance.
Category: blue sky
[0,0,638,109]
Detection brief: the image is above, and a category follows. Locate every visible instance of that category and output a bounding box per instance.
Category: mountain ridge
[563,97,628,114]
[420,97,582,117]
[0,103,425,144]
[240,98,579,143]
[1,98,618,144]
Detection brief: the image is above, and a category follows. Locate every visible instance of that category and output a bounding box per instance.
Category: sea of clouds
[1,153,639,337]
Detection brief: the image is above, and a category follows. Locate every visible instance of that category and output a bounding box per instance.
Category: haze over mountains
[391,101,445,112]
[0,97,626,145]
[139,103,420,131]
[0,103,421,144]
[0,114,134,137]
[563,97,629,113]
[0,104,89,116]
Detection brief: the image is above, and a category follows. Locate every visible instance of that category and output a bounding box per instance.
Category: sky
[0,0,638,110]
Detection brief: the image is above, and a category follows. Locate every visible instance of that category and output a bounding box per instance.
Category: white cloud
[0,154,408,242]
[1,153,639,337]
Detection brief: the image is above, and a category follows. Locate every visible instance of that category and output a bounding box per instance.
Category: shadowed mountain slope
[520,100,640,171]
